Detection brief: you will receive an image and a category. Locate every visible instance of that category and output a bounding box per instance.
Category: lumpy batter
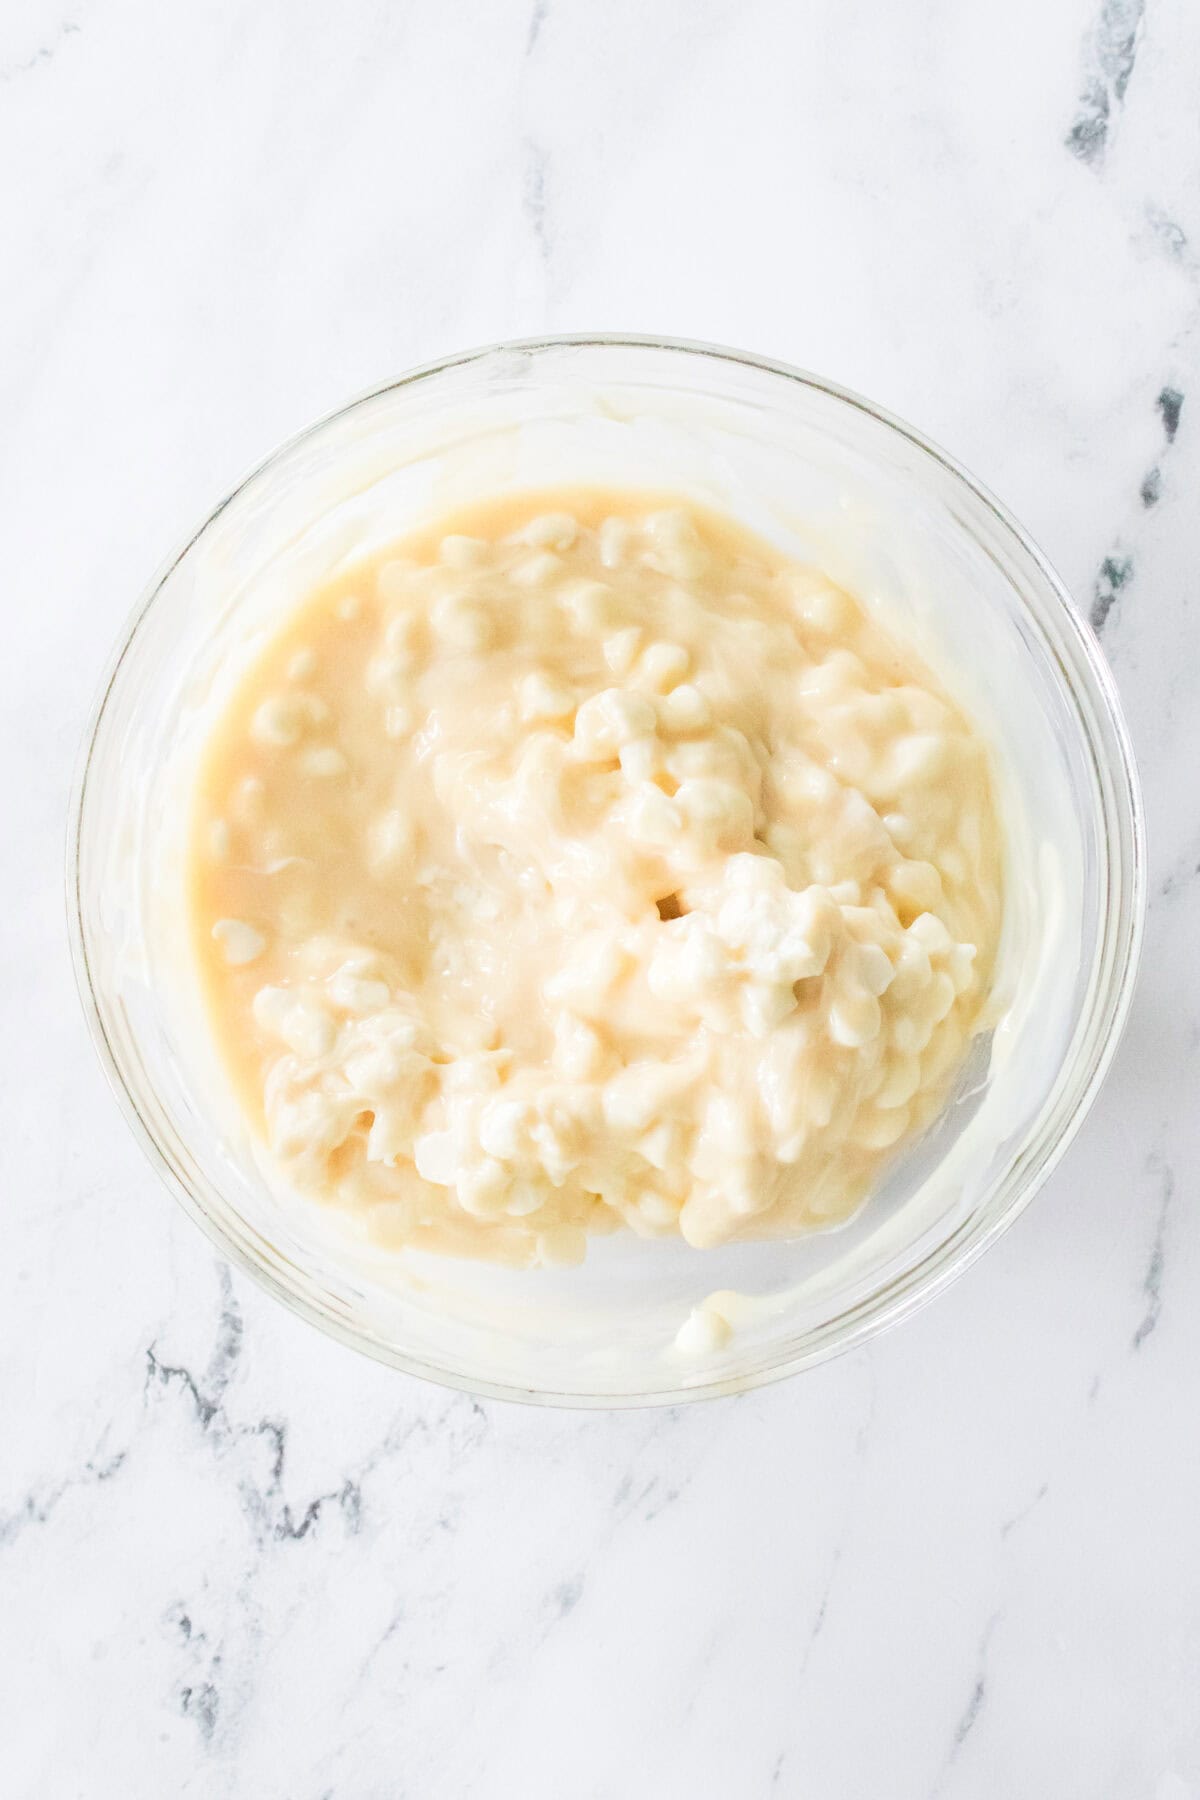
[190,492,1003,1266]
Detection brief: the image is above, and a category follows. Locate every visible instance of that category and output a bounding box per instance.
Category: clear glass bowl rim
[66,332,1146,1408]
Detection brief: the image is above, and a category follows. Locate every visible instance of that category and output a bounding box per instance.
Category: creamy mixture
[190,492,1003,1267]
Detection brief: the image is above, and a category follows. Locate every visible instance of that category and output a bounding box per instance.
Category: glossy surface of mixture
[190,492,1003,1265]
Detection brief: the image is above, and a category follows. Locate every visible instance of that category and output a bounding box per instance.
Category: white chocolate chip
[617,736,658,784]
[519,671,576,723]
[636,641,690,693]
[431,591,493,652]
[511,551,562,588]
[440,535,488,568]
[212,919,266,966]
[328,969,391,1014]
[674,1303,732,1356]
[573,688,657,758]
[644,509,710,580]
[603,626,644,676]
[518,512,578,551]
[250,695,306,747]
[659,683,711,733]
[598,517,631,568]
[414,1130,458,1186]
[627,784,683,844]
[560,579,615,631]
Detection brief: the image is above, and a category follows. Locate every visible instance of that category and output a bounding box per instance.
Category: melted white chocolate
[189,491,1003,1267]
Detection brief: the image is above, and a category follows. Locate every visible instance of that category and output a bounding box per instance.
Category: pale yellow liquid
[190,491,1002,1267]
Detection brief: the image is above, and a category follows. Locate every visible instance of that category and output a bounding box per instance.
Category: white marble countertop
[4,0,1199,1793]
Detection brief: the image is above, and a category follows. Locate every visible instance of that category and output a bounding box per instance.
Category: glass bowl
[67,336,1144,1406]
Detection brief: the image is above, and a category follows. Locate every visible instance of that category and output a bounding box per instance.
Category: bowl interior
[71,339,1141,1404]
